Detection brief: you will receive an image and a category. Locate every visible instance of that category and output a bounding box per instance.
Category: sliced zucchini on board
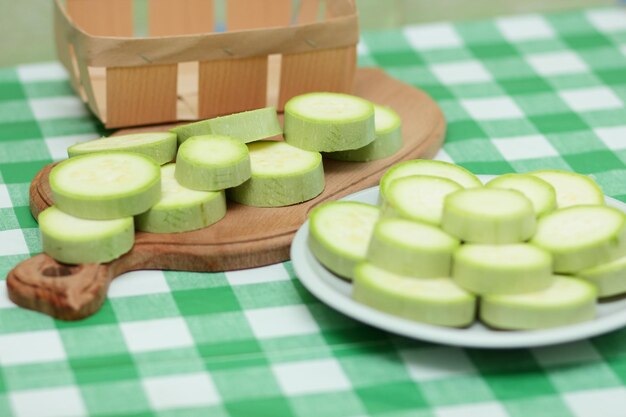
[442,188,536,244]
[367,218,460,278]
[228,141,325,207]
[325,105,402,162]
[487,173,557,217]
[175,135,251,191]
[136,164,226,234]
[382,175,462,226]
[67,132,177,165]
[308,202,380,280]
[171,107,282,145]
[353,262,476,327]
[481,276,596,330]
[452,244,554,295]
[284,92,376,152]
[577,255,626,298]
[531,206,626,273]
[50,153,161,220]
[39,206,134,264]
[529,170,604,208]
[379,160,481,201]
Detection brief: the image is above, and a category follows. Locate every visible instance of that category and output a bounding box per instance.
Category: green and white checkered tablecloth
[1,7,626,417]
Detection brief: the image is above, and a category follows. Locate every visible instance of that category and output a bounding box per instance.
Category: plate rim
[290,180,626,349]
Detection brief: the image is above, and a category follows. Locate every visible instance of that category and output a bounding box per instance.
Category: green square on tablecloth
[173,287,241,316]
[0,308,56,334]
[0,208,19,231]
[563,150,624,174]
[469,42,519,59]
[185,312,254,345]
[164,270,229,290]
[198,339,268,371]
[498,77,554,95]
[2,361,74,390]
[70,353,139,384]
[529,113,589,133]
[111,294,180,321]
[226,397,295,417]
[418,375,495,406]
[289,392,366,417]
[22,80,74,99]
[213,367,282,400]
[60,325,129,358]
[80,381,151,416]
[357,382,428,414]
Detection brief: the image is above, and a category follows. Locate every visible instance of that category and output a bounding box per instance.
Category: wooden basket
[54,0,359,128]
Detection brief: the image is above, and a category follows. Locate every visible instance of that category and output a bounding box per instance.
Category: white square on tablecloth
[461,97,523,120]
[143,372,220,410]
[595,126,626,150]
[0,229,30,257]
[492,135,559,160]
[532,340,602,366]
[400,347,476,381]
[404,23,463,50]
[587,9,626,32]
[120,318,193,353]
[620,45,626,58]
[29,97,88,120]
[10,386,86,417]
[435,402,509,417]
[496,15,555,41]
[244,305,319,339]
[431,61,493,84]
[45,134,99,161]
[0,282,16,309]
[273,358,351,395]
[108,270,170,298]
[564,388,626,417]
[0,330,66,366]
[226,263,290,286]
[357,40,369,56]
[0,184,12,208]
[526,51,588,76]
[559,87,623,112]
[17,62,68,82]
[434,149,454,164]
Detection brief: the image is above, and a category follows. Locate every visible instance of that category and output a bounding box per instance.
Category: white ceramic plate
[290,177,626,349]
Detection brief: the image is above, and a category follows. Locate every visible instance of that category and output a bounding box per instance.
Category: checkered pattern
[1,7,626,417]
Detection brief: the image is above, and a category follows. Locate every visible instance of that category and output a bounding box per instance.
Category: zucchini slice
[175,135,251,191]
[481,276,596,330]
[487,173,557,217]
[325,104,402,162]
[577,255,626,298]
[529,170,604,208]
[379,160,481,200]
[67,132,177,165]
[353,262,476,327]
[308,201,380,280]
[452,244,554,295]
[228,141,325,207]
[382,175,462,226]
[171,107,282,145]
[136,164,227,234]
[284,92,376,152]
[50,152,161,220]
[39,206,134,264]
[367,218,460,278]
[442,188,536,244]
[531,205,626,273]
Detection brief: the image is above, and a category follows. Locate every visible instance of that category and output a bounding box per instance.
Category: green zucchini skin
[171,107,282,145]
[135,164,227,234]
[39,206,134,264]
[67,132,177,165]
[353,262,477,327]
[481,276,597,330]
[175,135,251,191]
[577,255,626,298]
[284,92,376,152]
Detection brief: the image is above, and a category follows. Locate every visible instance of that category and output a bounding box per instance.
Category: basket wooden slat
[55,0,359,128]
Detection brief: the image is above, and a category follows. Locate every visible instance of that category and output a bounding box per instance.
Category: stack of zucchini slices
[309,161,626,330]
[43,93,404,265]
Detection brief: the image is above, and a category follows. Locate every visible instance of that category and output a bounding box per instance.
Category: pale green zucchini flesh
[577,255,626,298]
[529,170,604,208]
[135,164,227,233]
[353,262,476,327]
[481,276,596,330]
[227,141,325,207]
[39,206,134,264]
[308,201,380,280]
[171,107,282,145]
[441,188,536,244]
[49,152,161,220]
[67,132,177,165]
[452,244,554,295]
[284,92,376,152]
[487,173,557,217]
[175,135,251,191]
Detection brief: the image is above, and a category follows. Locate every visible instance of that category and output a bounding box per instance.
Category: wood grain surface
[7,68,446,320]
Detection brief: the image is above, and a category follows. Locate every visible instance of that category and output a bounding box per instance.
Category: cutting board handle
[6,254,113,320]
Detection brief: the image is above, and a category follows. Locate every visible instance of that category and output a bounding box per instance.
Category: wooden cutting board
[7,68,445,320]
